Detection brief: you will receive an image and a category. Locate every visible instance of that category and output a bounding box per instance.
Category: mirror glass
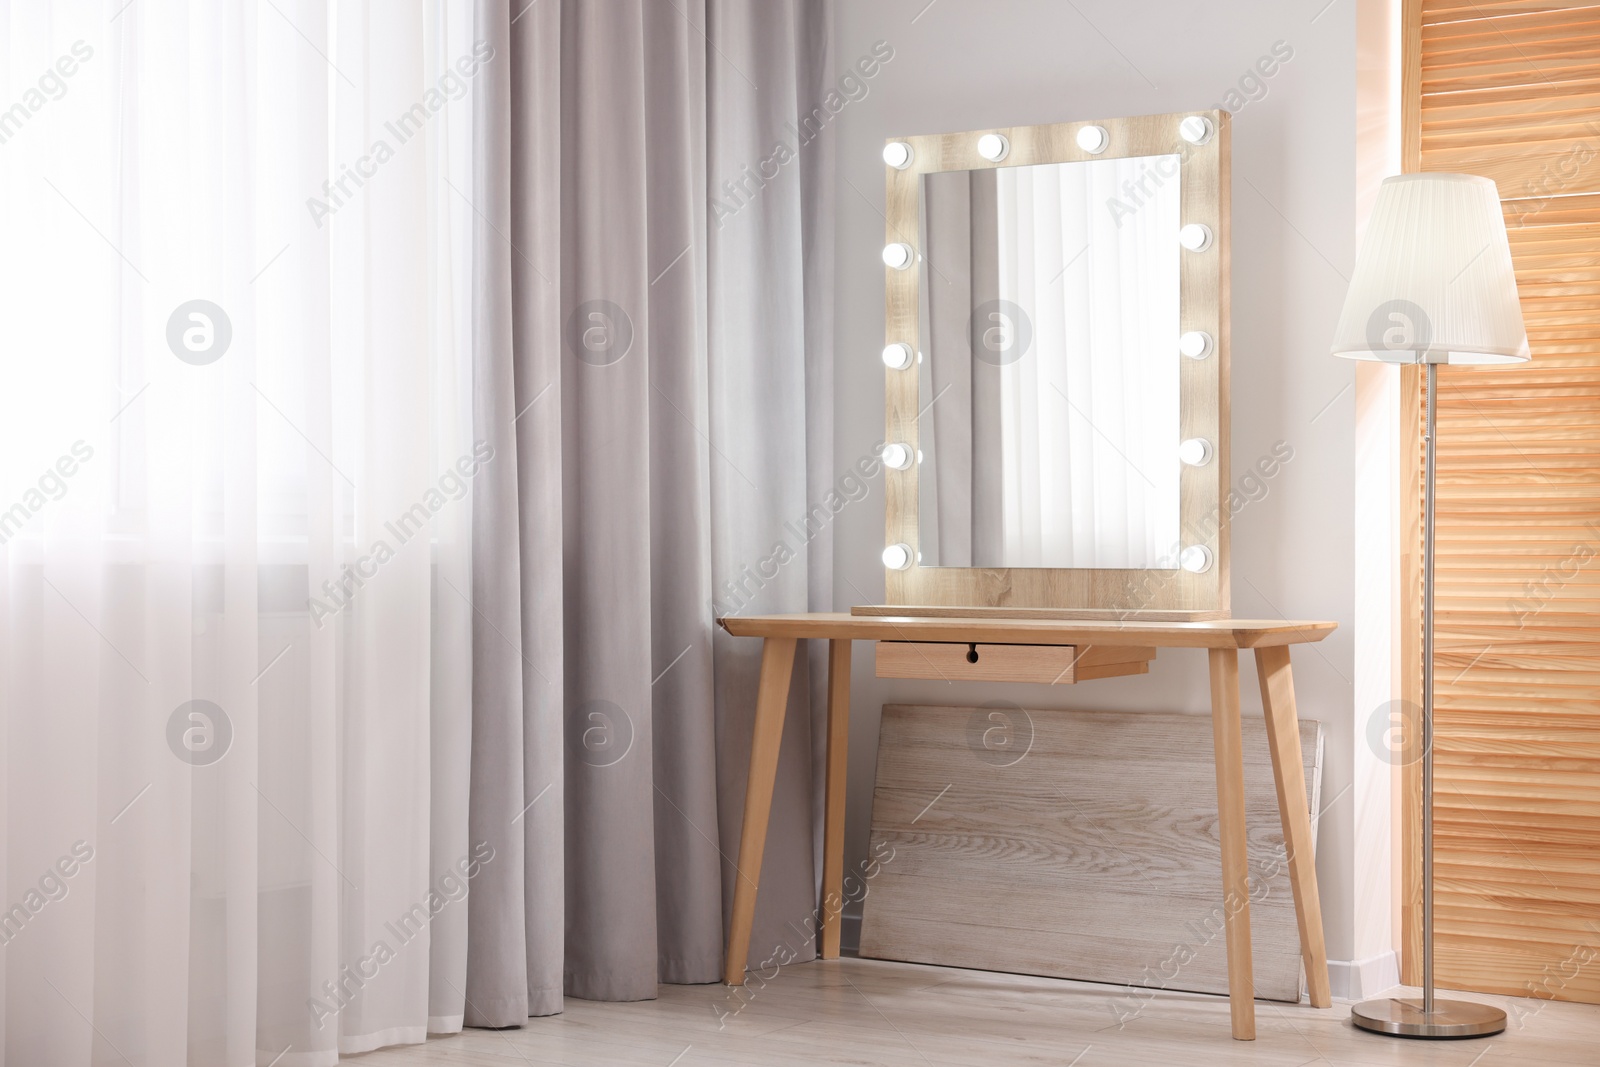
[915,154,1182,570]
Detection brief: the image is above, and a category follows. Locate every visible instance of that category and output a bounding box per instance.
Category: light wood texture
[720,612,1336,649]
[1207,649,1255,1039]
[724,636,797,985]
[873,641,1155,684]
[858,704,1323,1016]
[883,110,1231,616]
[1418,1,1600,193]
[1402,0,1423,174]
[820,639,851,960]
[1400,0,1600,1005]
[1253,645,1332,1008]
[853,602,1229,621]
[352,956,1600,1067]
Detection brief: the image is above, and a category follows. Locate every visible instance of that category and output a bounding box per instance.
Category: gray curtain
[464,0,834,1023]
[919,169,1001,568]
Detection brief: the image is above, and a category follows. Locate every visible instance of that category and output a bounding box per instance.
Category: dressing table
[720,110,1334,1042]
[718,613,1334,1042]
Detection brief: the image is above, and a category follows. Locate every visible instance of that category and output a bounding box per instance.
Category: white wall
[830,0,1376,973]
[1351,0,1403,991]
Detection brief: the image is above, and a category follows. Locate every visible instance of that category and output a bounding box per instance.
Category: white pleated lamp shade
[1331,173,1529,365]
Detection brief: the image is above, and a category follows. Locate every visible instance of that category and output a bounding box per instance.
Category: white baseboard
[1328,951,1400,1001]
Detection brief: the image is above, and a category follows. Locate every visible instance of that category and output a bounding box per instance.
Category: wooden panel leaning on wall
[859,706,1324,1007]
[1399,0,1600,1005]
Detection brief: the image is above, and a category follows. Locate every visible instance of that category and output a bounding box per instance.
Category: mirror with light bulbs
[872,110,1231,619]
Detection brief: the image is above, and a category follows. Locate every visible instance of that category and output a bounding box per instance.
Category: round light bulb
[1179,223,1214,252]
[1076,125,1108,154]
[882,242,913,270]
[882,543,913,571]
[882,342,913,370]
[1179,331,1214,360]
[882,141,914,169]
[1179,438,1214,467]
[881,443,913,470]
[976,133,1009,162]
[1179,545,1214,574]
[1179,115,1214,146]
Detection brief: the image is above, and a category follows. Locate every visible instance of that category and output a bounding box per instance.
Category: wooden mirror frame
[871,109,1231,621]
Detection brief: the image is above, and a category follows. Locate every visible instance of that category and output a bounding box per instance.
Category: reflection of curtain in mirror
[995,158,1180,569]
[919,171,1001,568]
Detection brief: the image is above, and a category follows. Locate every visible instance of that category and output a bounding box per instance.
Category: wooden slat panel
[1406,0,1600,1005]
[1423,1,1600,19]
[1416,0,1600,194]
[1423,6,1600,46]
[858,705,1323,1002]
[1420,144,1600,198]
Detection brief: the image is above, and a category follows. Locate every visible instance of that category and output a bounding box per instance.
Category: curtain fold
[918,168,1000,567]
[995,157,1181,568]
[0,0,830,1059]
[917,156,1180,570]
[0,2,486,1064]
[463,0,834,1023]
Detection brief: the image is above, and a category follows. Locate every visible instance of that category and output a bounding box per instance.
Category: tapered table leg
[1208,647,1256,1040]
[819,639,852,958]
[1255,644,1332,1008]
[724,636,798,985]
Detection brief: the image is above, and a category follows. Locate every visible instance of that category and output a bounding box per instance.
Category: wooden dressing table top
[718,612,1337,649]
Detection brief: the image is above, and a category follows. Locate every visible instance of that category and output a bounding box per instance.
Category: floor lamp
[1331,173,1529,1039]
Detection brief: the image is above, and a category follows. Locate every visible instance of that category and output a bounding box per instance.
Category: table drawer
[874,641,1154,684]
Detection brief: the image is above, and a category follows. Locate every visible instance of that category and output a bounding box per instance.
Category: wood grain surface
[718,612,1336,648]
[1400,0,1600,1003]
[859,704,1323,1003]
[873,641,1155,684]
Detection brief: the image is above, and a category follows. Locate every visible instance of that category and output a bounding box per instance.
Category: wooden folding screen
[1400,0,1600,1004]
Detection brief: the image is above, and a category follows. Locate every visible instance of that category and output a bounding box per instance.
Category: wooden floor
[349,958,1600,1066]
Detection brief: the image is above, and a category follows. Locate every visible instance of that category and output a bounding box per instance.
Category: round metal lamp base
[1351,998,1506,1039]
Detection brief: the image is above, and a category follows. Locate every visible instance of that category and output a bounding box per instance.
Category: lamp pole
[1422,360,1438,1017]
[1350,361,1505,1038]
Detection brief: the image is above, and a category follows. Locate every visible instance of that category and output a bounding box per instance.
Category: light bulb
[1179,331,1214,360]
[1179,223,1214,252]
[882,141,913,169]
[1076,125,1108,154]
[1179,438,1214,467]
[881,443,913,470]
[882,242,913,270]
[882,543,913,570]
[882,343,913,370]
[1179,545,1214,574]
[976,133,1009,162]
[1179,115,1214,146]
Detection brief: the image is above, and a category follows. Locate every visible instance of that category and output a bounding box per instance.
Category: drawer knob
[966,643,979,664]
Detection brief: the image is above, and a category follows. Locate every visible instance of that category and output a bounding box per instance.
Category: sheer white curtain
[994,157,1181,569]
[0,2,481,1064]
